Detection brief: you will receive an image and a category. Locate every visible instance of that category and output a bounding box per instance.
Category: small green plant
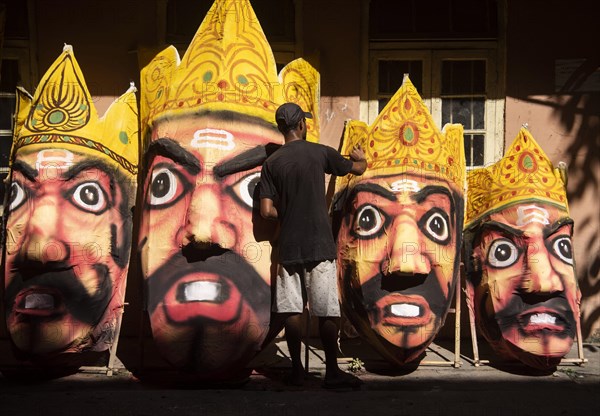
[347,357,364,373]
[557,368,583,380]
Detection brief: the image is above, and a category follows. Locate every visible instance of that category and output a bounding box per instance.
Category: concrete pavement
[1,337,599,416]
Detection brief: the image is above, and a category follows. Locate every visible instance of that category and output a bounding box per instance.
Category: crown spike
[13,46,139,174]
[465,128,568,227]
[344,75,465,187]
[127,81,137,93]
[141,0,319,140]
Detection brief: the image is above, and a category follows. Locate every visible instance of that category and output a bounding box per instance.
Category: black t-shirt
[260,140,353,265]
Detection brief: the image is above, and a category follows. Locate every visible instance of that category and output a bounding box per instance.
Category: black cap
[275,102,313,132]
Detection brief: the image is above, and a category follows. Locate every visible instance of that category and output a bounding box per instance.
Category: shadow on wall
[551,58,599,339]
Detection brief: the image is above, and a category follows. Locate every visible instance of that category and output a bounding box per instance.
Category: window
[366,0,505,168]
[441,60,487,166]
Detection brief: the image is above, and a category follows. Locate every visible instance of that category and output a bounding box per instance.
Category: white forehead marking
[390,179,421,193]
[517,204,550,226]
[35,149,74,173]
[191,129,235,150]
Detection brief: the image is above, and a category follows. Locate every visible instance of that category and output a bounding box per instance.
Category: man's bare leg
[283,313,305,385]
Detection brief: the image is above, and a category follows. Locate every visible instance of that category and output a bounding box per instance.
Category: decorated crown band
[465,127,569,228]
[13,45,139,175]
[141,0,320,143]
[338,75,465,191]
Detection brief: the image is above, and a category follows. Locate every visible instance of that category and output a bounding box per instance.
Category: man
[260,102,366,388]
[3,46,138,360]
[464,128,581,369]
[333,76,466,365]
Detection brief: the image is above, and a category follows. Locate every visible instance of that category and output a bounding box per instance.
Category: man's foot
[283,368,305,386]
[322,370,363,389]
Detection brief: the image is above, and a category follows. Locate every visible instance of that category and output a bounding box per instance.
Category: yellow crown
[339,75,465,188]
[334,119,368,196]
[465,127,569,227]
[140,0,319,143]
[13,45,139,175]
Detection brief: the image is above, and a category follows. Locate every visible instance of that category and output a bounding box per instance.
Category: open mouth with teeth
[519,308,566,333]
[13,288,65,318]
[375,294,432,327]
[163,272,242,323]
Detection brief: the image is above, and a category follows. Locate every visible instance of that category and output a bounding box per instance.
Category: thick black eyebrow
[146,138,201,175]
[11,160,38,181]
[411,185,455,216]
[411,185,453,204]
[213,144,280,179]
[349,183,396,202]
[63,159,113,181]
[480,220,525,238]
[544,217,574,238]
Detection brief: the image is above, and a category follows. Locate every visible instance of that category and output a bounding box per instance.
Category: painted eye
[487,238,520,268]
[419,209,450,244]
[70,182,108,213]
[551,236,573,265]
[228,172,261,209]
[8,182,27,211]
[149,167,186,207]
[353,204,386,238]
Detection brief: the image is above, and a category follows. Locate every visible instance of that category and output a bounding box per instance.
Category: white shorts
[273,260,341,317]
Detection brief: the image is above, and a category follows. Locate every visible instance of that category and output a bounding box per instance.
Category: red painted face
[337,174,464,363]
[3,147,132,355]
[139,114,280,377]
[466,203,581,367]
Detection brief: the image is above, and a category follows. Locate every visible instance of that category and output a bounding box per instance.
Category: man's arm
[349,145,367,175]
[260,197,278,220]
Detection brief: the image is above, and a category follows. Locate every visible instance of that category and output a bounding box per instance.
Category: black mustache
[358,269,453,323]
[145,250,271,323]
[494,292,577,338]
[5,263,112,325]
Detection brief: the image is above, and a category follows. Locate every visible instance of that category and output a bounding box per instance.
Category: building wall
[34,0,158,112]
[302,0,362,151]
[504,0,600,338]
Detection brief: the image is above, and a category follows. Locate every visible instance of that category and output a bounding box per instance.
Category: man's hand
[350,144,366,162]
[349,144,367,175]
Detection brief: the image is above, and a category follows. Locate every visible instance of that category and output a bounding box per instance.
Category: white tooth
[183,281,221,302]
[24,294,54,309]
[530,313,556,325]
[390,303,420,317]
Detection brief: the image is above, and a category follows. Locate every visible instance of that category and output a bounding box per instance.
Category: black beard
[145,250,271,325]
[485,290,577,340]
[359,269,452,328]
[5,263,113,326]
